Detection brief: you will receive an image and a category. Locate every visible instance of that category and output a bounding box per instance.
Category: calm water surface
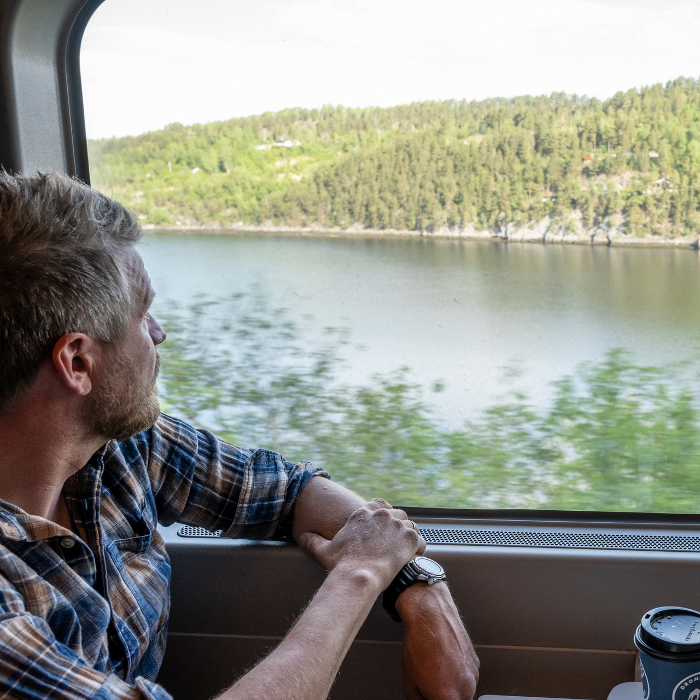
[141,232,700,427]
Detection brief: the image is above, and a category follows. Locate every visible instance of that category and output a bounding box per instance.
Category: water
[141,232,700,428]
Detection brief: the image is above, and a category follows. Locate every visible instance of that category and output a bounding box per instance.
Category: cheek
[135,330,156,371]
[143,336,156,364]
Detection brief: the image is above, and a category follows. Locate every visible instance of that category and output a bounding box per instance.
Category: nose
[147,314,166,345]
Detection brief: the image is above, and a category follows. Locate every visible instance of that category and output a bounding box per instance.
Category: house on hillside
[647,177,673,193]
[583,155,593,164]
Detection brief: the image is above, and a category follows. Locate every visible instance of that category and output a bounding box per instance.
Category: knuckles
[374,507,394,521]
[348,500,424,554]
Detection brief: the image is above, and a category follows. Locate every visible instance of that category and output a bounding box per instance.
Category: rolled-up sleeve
[0,613,172,700]
[141,414,329,539]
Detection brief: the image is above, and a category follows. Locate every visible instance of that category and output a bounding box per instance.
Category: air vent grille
[420,528,700,552]
[175,525,700,552]
[177,526,223,538]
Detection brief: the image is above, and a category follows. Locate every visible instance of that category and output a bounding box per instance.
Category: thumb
[297,531,330,563]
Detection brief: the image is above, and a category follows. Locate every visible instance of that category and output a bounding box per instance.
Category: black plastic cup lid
[636,607,700,658]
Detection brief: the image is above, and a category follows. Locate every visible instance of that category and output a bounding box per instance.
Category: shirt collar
[0,500,73,542]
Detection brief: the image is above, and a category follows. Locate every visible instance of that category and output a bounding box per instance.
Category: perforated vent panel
[176,525,700,552]
[177,526,223,538]
[420,528,700,551]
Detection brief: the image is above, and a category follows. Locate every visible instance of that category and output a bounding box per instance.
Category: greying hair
[0,171,143,413]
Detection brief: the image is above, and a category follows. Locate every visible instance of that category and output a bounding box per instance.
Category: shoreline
[142,219,700,250]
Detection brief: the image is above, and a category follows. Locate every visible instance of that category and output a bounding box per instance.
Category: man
[0,171,479,700]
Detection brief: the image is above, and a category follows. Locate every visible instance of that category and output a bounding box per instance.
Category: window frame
[0,0,100,181]
[4,0,699,533]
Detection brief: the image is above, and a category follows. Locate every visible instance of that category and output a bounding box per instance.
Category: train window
[82,0,700,514]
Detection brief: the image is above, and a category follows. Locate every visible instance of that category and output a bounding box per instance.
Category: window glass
[82,0,700,513]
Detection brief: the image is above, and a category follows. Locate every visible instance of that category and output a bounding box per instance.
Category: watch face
[413,556,444,577]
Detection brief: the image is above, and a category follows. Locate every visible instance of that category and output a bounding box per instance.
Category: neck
[0,387,104,523]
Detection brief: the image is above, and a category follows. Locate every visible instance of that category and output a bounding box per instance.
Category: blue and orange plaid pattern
[0,413,326,699]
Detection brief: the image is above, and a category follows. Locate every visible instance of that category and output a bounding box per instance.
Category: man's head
[0,171,165,440]
[81,246,165,441]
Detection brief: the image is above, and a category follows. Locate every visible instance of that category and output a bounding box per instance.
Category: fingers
[297,531,329,562]
[334,501,427,586]
[386,506,416,534]
[390,514,425,559]
[402,523,426,558]
[401,518,419,534]
[392,509,421,536]
[364,497,393,512]
[357,501,423,548]
[363,500,414,530]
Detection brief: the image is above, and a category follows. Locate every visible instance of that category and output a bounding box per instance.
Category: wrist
[330,565,385,598]
[395,580,453,622]
[383,556,448,622]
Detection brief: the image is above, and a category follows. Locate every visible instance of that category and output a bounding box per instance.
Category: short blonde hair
[0,171,142,412]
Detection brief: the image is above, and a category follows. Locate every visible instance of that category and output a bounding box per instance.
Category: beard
[84,349,162,442]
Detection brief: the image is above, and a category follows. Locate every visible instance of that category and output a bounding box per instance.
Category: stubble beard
[86,349,162,442]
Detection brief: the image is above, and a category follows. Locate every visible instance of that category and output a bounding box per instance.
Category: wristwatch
[382,556,447,622]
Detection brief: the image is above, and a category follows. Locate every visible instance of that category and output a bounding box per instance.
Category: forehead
[120,247,154,310]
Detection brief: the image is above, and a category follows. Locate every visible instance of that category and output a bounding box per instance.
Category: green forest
[89,77,700,238]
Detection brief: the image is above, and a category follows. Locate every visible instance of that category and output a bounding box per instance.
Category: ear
[51,333,99,397]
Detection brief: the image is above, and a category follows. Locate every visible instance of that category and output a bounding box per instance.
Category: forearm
[218,568,381,700]
[292,475,365,542]
[396,581,480,700]
[397,581,465,632]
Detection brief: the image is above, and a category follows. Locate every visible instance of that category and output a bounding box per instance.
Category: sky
[81,0,700,140]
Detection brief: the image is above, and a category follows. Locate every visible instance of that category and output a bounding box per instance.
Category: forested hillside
[89,78,700,237]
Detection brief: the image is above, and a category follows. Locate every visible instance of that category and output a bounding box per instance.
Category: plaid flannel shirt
[0,413,327,699]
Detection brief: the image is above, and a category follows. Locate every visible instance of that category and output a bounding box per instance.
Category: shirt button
[60,537,76,549]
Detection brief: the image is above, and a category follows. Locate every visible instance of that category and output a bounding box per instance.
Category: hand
[297,498,426,592]
[396,583,479,700]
